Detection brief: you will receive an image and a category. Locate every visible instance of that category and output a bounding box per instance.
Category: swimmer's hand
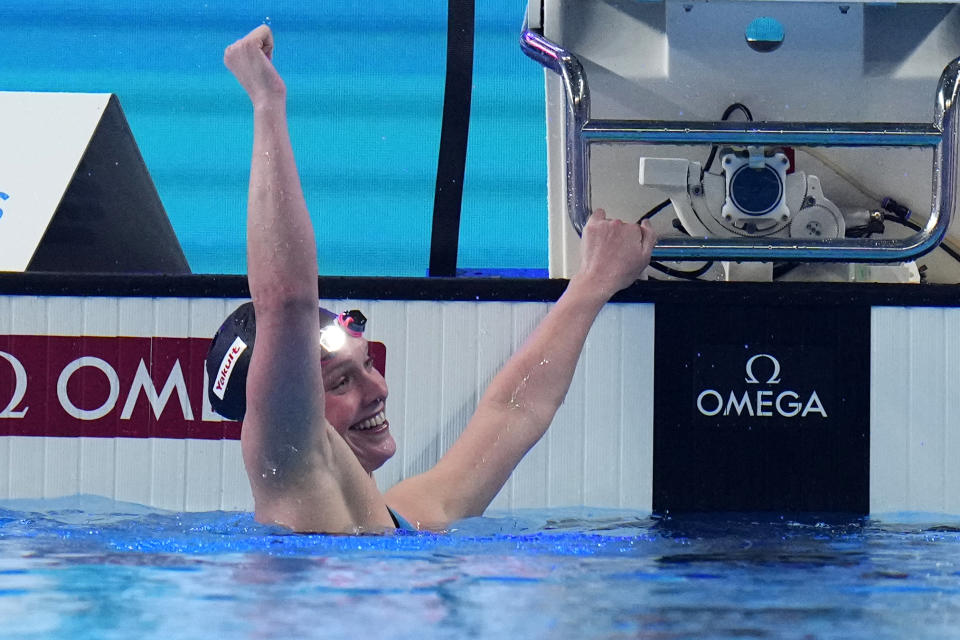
[576,208,657,297]
[224,25,286,105]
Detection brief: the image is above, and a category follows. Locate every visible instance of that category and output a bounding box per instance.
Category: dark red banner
[0,335,385,440]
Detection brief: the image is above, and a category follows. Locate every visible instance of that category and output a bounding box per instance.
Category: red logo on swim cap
[213,337,247,400]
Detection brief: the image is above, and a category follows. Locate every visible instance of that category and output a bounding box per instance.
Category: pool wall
[0,278,655,513]
[1,276,959,515]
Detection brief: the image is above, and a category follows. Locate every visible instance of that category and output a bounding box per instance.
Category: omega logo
[0,351,29,418]
[696,352,827,419]
[0,348,221,422]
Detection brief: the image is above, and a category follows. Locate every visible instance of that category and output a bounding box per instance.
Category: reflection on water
[1,496,959,639]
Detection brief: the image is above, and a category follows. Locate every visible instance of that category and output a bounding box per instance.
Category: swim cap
[205,302,367,421]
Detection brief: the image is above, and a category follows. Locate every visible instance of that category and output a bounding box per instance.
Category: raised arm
[225,26,385,531]
[386,210,657,524]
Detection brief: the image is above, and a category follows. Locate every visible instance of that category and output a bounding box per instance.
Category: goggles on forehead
[319,309,367,354]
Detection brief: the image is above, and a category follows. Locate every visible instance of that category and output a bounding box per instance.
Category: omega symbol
[744,353,781,384]
[696,351,827,419]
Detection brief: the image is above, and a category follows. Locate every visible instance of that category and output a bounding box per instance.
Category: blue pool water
[2,496,960,639]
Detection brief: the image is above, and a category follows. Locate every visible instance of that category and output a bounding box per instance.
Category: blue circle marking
[0,192,8,220]
[745,17,785,53]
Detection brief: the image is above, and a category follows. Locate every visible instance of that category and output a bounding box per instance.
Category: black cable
[721,102,754,122]
[642,102,756,223]
[883,214,960,265]
[640,199,672,222]
[772,263,800,279]
[650,261,714,280]
[640,103,755,280]
[703,103,754,174]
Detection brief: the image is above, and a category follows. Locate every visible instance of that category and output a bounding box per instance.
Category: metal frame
[520,17,960,262]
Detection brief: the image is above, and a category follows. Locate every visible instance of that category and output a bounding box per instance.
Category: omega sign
[0,334,386,440]
[696,353,828,419]
[0,335,237,440]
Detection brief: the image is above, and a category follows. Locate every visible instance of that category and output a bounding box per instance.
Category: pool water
[2,496,960,639]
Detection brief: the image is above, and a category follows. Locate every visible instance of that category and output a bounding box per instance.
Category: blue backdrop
[3,1,547,276]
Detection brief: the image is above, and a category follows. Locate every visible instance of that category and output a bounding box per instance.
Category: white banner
[0,92,110,271]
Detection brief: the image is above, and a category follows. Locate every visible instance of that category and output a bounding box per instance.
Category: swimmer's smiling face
[321,334,395,474]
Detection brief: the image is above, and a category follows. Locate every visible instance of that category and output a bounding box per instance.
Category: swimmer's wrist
[565,273,616,307]
[252,94,287,113]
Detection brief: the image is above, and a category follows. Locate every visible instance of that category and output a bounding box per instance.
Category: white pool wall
[0,294,656,512]
[2,294,959,514]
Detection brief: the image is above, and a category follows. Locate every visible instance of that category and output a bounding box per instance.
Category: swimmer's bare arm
[225,26,385,531]
[386,211,657,525]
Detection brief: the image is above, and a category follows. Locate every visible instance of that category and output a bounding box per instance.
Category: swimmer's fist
[576,208,657,296]
[224,25,286,105]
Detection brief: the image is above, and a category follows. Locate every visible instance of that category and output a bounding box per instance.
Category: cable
[721,102,754,122]
[640,198,672,222]
[642,102,756,223]
[703,103,754,174]
[772,263,800,279]
[650,261,714,280]
[797,149,960,268]
[639,103,756,280]
[883,213,960,265]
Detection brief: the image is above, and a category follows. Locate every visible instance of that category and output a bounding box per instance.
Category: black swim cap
[205,302,366,421]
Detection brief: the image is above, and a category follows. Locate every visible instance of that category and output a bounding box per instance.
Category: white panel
[117,297,155,335]
[10,296,46,334]
[872,306,960,514]
[45,297,85,336]
[0,295,11,333]
[191,297,236,339]
[79,438,116,498]
[906,308,947,511]
[8,437,44,499]
[439,303,479,454]
[150,438,187,511]
[946,313,960,514]
[114,438,152,505]
[154,298,190,337]
[369,300,409,490]
[43,437,80,498]
[0,92,110,271]
[509,303,552,509]
[582,306,624,507]
[0,436,8,499]
[400,301,444,479]
[871,307,912,512]
[184,440,221,511]
[221,440,253,511]
[84,296,119,337]
[619,304,655,510]
[548,329,588,509]
[477,303,520,511]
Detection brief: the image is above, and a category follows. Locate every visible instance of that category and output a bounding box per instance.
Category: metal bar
[581,121,942,147]
[520,19,591,235]
[520,16,960,263]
